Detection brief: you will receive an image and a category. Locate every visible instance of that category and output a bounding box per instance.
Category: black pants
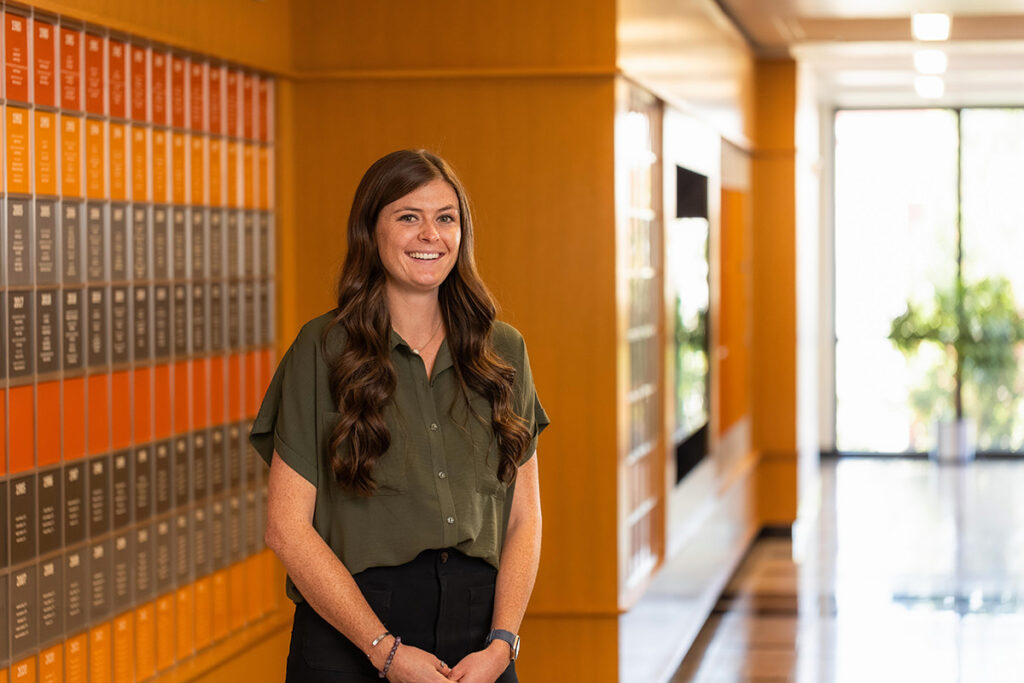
[285,548,518,682]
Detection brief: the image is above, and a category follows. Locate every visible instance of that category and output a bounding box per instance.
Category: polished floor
[671,457,1024,683]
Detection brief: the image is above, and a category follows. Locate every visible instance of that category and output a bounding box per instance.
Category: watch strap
[486,629,520,661]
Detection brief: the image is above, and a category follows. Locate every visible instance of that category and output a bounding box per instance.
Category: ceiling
[717,0,1024,106]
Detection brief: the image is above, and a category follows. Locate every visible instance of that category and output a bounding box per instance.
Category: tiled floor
[671,457,1024,683]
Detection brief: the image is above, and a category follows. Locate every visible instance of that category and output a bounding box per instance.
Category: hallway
[671,458,1024,682]
[4,2,1024,680]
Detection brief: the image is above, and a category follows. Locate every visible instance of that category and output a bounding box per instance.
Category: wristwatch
[485,629,520,662]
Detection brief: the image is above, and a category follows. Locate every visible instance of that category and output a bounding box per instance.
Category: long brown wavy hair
[322,149,531,496]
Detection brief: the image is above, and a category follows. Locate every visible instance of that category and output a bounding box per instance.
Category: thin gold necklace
[409,317,443,356]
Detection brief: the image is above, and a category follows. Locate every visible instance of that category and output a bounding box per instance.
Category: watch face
[512,634,521,660]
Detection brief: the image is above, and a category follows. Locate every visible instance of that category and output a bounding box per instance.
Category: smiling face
[375,178,462,297]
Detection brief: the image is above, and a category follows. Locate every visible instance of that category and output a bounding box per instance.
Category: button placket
[415,373,458,545]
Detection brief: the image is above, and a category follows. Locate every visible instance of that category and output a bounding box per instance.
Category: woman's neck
[386,286,443,342]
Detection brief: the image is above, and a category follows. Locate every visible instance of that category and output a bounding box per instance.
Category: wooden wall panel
[718,187,751,433]
[291,0,616,72]
[756,454,798,525]
[517,615,618,681]
[751,159,795,454]
[289,76,621,617]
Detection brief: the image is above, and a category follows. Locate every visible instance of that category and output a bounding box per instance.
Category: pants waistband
[354,547,496,585]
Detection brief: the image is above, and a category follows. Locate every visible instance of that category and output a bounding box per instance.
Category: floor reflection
[671,458,1024,682]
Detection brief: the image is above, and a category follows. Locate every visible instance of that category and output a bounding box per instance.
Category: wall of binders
[0,4,277,682]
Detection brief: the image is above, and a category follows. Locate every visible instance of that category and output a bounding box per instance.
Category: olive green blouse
[249,310,549,603]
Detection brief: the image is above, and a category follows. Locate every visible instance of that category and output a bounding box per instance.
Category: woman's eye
[438,214,457,224]
[399,214,417,223]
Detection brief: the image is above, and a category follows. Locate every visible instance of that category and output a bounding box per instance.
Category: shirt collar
[389,328,405,349]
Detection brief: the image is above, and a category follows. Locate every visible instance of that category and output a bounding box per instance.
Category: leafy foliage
[889,276,1024,426]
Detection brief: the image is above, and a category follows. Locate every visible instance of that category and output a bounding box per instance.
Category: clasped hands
[374,637,510,683]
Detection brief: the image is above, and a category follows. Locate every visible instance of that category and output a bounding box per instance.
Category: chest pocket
[466,395,508,500]
[319,410,408,496]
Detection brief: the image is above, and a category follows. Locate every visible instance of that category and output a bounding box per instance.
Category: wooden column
[751,59,798,524]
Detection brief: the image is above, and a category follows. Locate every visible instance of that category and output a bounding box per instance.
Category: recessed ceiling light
[915,75,945,98]
[914,49,948,75]
[912,13,951,41]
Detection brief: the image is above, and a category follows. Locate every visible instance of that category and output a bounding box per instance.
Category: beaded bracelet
[379,636,401,679]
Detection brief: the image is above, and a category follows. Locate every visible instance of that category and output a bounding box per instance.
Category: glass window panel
[667,216,709,440]
[834,109,959,453]
[959,109,1024,452]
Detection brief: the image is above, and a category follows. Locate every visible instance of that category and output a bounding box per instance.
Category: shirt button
[438,471,447,479]
[429,423,439,431]
[446,516,455,524]
[440,551,449,563]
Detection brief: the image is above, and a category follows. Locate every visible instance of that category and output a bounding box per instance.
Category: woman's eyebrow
[391,205,458,213]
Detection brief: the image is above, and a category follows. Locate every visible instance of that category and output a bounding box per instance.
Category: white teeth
[409,252,441,260]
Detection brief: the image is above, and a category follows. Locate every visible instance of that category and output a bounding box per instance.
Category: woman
[250,150,549,682]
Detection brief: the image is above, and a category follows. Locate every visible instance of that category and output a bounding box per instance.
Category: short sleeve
[249,330,320,486]
[512,334,550,465]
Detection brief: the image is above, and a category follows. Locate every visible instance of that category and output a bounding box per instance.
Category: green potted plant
[889,275,1024,461]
